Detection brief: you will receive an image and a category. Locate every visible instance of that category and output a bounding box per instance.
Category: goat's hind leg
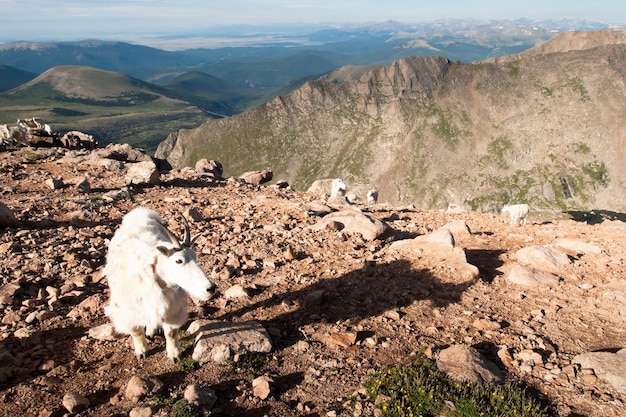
[163,324,181,363]
[131,327,149,360]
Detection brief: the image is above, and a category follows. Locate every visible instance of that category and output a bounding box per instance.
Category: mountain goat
[330,178,347,197]
[366,189,378,204]
[502,203,530,226]
[103,207,216,362]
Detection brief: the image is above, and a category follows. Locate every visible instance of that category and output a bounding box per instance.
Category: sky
[1,0,625,45]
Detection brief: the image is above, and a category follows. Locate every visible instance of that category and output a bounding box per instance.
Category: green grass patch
[479,136,513,169]
[430,107,459,150]
[220,352,268,379]
[507,62,520,77]
[171,399,205,417]
[361,357,552,417]
[572,142,591,154]
[177,357,197,373]
[567,78,590,103]
[20,150,46,161]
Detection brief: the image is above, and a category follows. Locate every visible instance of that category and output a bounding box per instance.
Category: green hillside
[0,66,207,151]
[163,71,271,115]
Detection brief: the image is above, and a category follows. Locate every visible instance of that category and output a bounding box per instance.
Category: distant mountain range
[155,29,626,213]
[0,19,621,153]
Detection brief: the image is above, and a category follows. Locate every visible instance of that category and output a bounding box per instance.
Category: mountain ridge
[156,29,626,213]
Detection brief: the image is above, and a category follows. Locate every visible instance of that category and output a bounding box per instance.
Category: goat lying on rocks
[502,203,530,226]
[103,207,216,362]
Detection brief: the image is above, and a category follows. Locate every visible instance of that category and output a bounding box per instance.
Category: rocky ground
[1,146,626,416]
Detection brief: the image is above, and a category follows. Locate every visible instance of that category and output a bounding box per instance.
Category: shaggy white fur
[103,207,216,362]
[502,203,530,226]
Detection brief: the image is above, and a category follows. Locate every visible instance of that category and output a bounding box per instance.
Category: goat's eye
[176,259,183,264]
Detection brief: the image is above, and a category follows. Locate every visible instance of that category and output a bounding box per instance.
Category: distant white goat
[330,178,347,197]
[366,190,378,204]
[103,207,216,362]
[502,203,530,226]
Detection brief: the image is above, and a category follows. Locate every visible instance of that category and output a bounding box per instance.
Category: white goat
[502,203,530,226]
[330,178,347,197]
[103,207,216,362]
[366,189,378,204]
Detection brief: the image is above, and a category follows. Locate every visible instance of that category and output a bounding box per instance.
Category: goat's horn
[157,220,182,250]
[180,214,191,247]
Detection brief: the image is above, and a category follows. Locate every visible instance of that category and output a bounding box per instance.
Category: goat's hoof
[136,353,147,360]
[169,356,180,364]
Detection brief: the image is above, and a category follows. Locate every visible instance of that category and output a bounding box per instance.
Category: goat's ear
[156,245,174,256]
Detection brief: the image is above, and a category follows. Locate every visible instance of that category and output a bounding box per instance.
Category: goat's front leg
[162,324,181,363]
[131,328,149,360]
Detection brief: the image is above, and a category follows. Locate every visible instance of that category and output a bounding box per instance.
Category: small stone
[185,207,204,222]
[46,177,65,190]
[62,392,90,414]
[472,318,501,331]
[0,241,12,254]
[284,246,296,260]
[384,310,401,321]
[497,348,515,369]
[223,284,249,299]
[517,349,544,366]
[125,375,164,402]
[39,360,56,372]
[88,323,121,341]
[184,384,217,409]
[129,406,153,417]
[75,177,90,193]
[252,375,274,399]
[330,332,358,347]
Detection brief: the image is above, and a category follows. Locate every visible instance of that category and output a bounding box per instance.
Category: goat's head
[154,214,216,301]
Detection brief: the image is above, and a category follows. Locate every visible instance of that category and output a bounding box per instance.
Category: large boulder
[515,245,571,275]
[389,226,479,279]
[195,158,223,178]
[436,344,504,383]
[125,160,160,186]
[306,208,388,241]
[239,170,273,185]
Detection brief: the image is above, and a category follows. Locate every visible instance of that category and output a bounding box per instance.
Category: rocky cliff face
[156,30,626,212]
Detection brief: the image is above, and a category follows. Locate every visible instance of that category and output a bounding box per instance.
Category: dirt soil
[1,148,626,416]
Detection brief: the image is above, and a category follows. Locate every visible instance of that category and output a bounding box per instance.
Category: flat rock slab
[188,320,273,365]
[506,264,559,287]
[573,349,626,395]
[554,238,603,256]
[515,245,571,274]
